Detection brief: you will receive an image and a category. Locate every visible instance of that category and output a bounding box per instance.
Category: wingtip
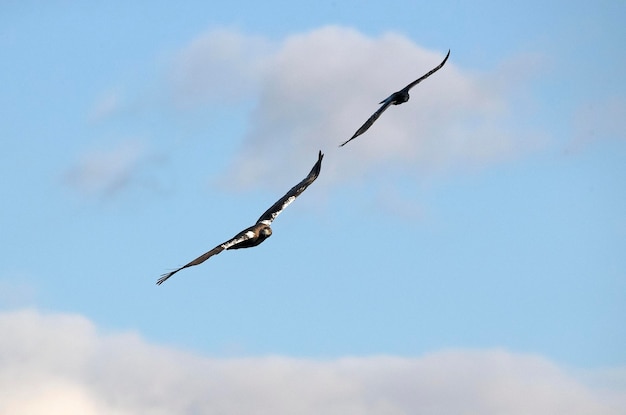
[315,150,324,169]
[156,271,174,285]
[442,49,451,64]
[339,133,358,147]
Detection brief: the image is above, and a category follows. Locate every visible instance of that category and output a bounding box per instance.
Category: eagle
[157,151,324,285]
[340,49,450,147]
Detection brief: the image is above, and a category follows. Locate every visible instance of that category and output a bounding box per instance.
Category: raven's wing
[340,100,393,147]
[256,151,324,225]
[402,49,450,92]
[156,228,256,285]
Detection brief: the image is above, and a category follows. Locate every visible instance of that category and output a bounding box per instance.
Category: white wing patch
[221,231,255,250]
[271,196,296,222]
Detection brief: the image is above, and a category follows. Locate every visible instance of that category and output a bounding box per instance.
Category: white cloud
[170,27,272,108]
[1,308,623,415]
[64,139,148,197]
[170,26,546,191]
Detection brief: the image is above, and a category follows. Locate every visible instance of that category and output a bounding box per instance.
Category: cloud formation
[170,26,545,190]
[1,308,623,415]
[171,28,271,108]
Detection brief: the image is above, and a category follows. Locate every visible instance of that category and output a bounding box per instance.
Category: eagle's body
[227,223,272,250]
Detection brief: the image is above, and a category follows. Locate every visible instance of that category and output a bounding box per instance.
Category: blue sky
[1,1,625,413]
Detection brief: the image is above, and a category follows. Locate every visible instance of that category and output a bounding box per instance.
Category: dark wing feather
[402,49,450,92]
[156,229,256,285]
[256,151,324,225]
[339,100,393,147]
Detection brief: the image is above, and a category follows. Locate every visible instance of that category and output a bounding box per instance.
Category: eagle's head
[260,226,272,238]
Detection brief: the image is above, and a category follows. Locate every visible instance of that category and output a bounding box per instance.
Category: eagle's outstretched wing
[156,228,257,285]
[340,100,393,147]
[402,49,450,92]
[256,150,324,225]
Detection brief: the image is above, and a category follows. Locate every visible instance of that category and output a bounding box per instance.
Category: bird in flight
[157,151,324,285]
[340,49,450,147]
